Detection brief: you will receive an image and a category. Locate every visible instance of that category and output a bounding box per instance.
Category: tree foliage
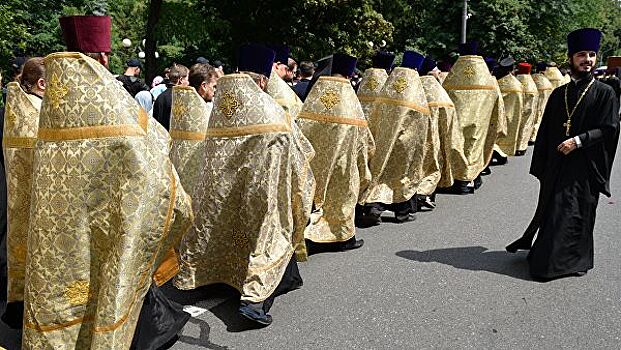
[0,0,619,81]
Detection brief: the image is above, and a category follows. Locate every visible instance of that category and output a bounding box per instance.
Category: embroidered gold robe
[516,73,539,151]
[267,69,304,118]
[357,68,389,119]
[169,86,211,196]
[298,76,372,243]
[22,53,193,350]
[361,67,437,203]
[442,55,501,180]
[420,76,469,188]
[438,72,449,85]
[485,78,507,165]
[175,74,312,302]
[530,74,553,142]
[544,67,565,89]
[495,74,524,156]
[2,82,40,305]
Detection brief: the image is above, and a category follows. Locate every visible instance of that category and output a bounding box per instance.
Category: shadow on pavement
[396,246,532,281]
[178,318,230,349]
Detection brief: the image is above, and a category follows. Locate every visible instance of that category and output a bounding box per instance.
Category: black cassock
[526,77,619,279]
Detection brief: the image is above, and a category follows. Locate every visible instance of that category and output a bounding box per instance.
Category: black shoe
[340,237,364,251]
[417,195,436,211]
[515,150,527,156]
[436,181,472,195]
[506,237,532,253]
[239,302,273,326]
[473,176,483,190]
[480,166,492,176]
[574,271,587,277]
[528,141,535,146]
[394,213,416,223]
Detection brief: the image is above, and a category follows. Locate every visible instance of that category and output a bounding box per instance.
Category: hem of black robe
[529,264,593,281]
[130,284,190,350]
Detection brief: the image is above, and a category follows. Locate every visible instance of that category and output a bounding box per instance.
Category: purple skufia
[372,51,396,70]
[458,41,478,55]
[331,52,358,77]
[238,44,276,77]
[567,28,602,55]
[401,51,425,70]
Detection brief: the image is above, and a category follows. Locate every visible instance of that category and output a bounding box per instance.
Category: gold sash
[357,68,389,119]
[170,85,211,196]
[2,82,40,304]
[495,74,524,156]
[266,69,304,118]
[531,74,553,141]
[298,76,373,243]
[22,52,193,350]
[516,74,539,151]
[420,76,469,188]
[175,74,311,303]
[442,55,500,180]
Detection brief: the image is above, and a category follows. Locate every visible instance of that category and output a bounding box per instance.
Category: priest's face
[570,51,597,76]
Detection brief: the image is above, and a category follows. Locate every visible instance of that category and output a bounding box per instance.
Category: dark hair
[299,61,315,77]
[189,63,218,90]
[169,64,189,85]
[19,57,45,93]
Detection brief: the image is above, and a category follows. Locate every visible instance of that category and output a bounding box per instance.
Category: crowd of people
[0,13,619,350]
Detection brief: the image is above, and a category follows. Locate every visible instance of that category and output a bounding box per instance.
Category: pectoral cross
[563,120,571,136]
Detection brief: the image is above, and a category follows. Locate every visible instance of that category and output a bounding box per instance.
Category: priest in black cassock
[506,28,620,281]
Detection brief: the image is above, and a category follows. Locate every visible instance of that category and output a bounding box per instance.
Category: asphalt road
[2,144,620,349]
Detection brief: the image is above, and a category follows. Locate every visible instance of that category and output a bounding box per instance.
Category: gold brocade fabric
[420,76,468,188]
[266,69,304,118]
[495,74,524,156]
[516,74,539,151]
[361,67,438,202]
[530,74,553,142]
[357,68,389,119]
[442,55,499,181]
[2,82,40,304]
[175,74,312,303]
[544,67,565,89]
[298,76,372,243]
[170,86,211,196]
[483,79,507,164]
[22,52,193,350]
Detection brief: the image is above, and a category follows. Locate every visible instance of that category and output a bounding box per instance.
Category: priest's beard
[569,59,593,81]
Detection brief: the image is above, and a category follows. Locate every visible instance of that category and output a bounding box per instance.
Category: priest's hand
[557,138,577,155]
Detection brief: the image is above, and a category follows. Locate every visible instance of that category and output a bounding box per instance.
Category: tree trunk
[144,0,163,85]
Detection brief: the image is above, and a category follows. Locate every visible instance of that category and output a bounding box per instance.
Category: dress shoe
[505,237,532,253]
[480,166,492,176]
[515,150,527,156]
[473,176,483,190]
[340,237,364,251]
[239,302,273,326]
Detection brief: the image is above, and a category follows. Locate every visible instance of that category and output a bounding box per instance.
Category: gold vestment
[485,79,507,164]
[170,85,211,196]
[544,67,565,89]
[22,53,193,349]
[2,82,40,304]
[495,74,524,156]
[516,74,539,151]
[442,55,501,180]
[530,74,553,142]
[362,67,437,203]
[420,76,468,188]
[175,74,312,303]
[438,72,449,85]
[298,76,372,243]
[267,69,304,118]
[357,68,389,119]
